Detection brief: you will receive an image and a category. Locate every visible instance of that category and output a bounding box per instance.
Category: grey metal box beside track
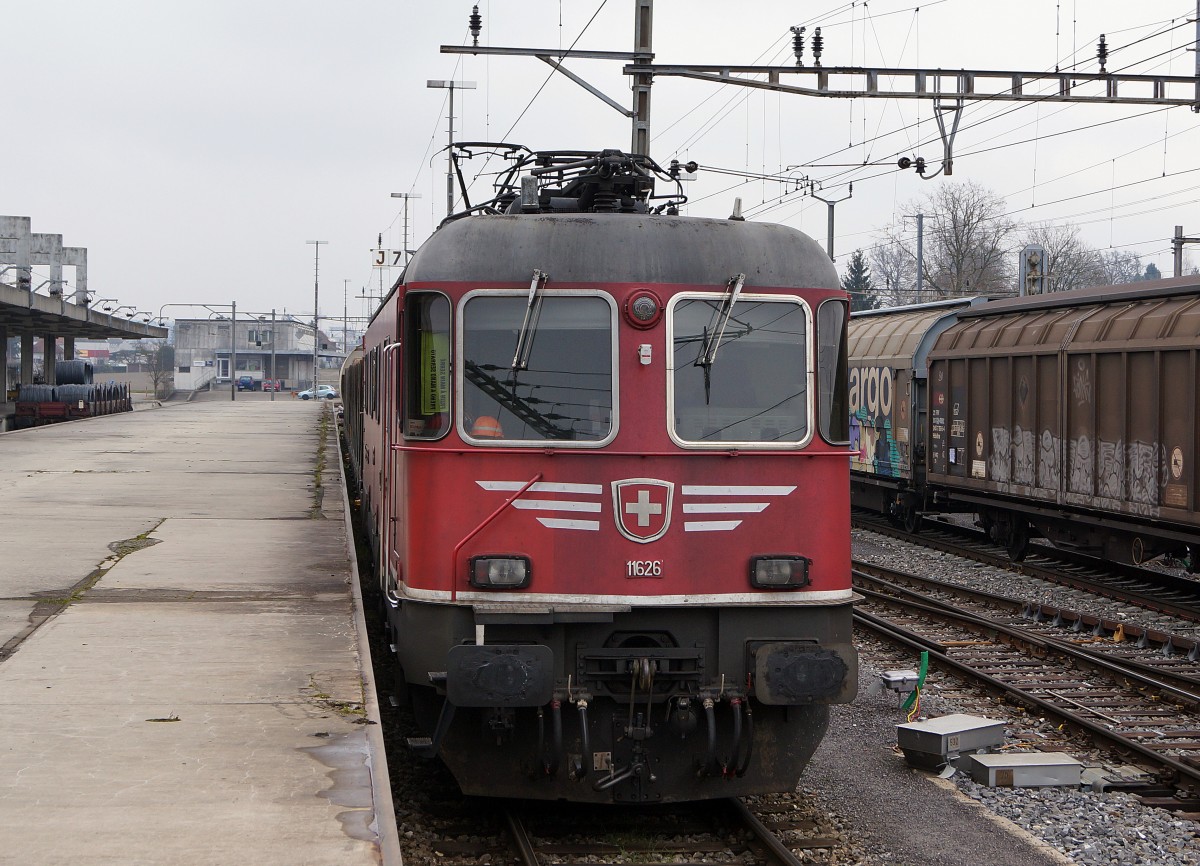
[896,713,1005,758]
[968,752,1083,788]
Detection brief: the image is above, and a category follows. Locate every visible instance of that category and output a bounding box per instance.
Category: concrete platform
[0,398,399,865]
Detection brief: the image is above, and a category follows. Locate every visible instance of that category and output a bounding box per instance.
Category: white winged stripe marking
[512,500,602,513]
[684,520,742,531]
[478,481,603,494]
[536,518,601,531]
[681,485,796,496]
[683,503,767,514]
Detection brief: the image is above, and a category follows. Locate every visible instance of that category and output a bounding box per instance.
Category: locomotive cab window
[669,294,811,447]
[817,299,850,445]
[459,291,616,445]
[402,292,451,439]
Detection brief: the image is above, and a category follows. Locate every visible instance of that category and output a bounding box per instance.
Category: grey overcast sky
[5,1,1199,326]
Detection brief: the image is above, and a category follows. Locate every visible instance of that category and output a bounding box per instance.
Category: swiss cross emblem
[612,479,673,544]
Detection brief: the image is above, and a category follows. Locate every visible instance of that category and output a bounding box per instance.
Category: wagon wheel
[1005,518,1030,562]
[902,507,922,534]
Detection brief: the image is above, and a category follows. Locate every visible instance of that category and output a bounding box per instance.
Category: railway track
[423,796,851,866]
[853,509,1200,621]
[852,560,1200,809]
[853,560,1200,690]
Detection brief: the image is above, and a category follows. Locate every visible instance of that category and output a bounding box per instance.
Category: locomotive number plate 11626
[626,560,663,578]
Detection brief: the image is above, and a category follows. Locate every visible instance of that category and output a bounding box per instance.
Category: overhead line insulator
[790,26,806,68]
[469,5,482,48]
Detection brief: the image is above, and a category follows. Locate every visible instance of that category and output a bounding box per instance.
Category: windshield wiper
[511,269,549,371]
[695,273,745,369]
[693,273,746,405]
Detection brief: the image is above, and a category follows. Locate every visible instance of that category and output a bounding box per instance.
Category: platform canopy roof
[0,281,167,340]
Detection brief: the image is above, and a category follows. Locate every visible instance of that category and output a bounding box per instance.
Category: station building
[172,316,344,391]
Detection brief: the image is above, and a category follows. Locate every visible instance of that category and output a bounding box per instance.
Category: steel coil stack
[55,359,94,385]
[16,384,56,402]
[13,378,133,427]
[56,384,93,403]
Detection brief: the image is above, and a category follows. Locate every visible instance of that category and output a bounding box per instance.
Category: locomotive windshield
[670,295,810,445]
[460,292,615,444]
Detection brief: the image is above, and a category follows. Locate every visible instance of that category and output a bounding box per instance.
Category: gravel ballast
[842,527,1200,865]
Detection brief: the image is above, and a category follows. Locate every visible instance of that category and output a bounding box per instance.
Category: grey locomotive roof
[403,213,841,290]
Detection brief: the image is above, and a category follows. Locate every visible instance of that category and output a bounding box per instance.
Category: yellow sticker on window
[420,332,449,414]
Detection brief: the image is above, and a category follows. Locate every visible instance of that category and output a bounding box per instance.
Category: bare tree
[871,181,1017,303]
[1096,249,1145,284]
[868,228,917,307]
[136,340,175,399]
[920,181,1017,297]
[869,183,1177,306]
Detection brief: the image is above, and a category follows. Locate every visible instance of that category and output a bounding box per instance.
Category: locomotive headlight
[470,556,531,588]
[624,289,663,329]
[750,556,811,589]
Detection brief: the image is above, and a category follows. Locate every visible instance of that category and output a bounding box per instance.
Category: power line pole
[427,80,476,217]
[903,214,925,302]
[270,308,276,403]
[230,300,237,401]
[631,0,653,154]
[343,279,350,357]
[377,234,384,305]
[915,214,924,303]
[306,240,327,391]
[809,183,852,261]
[390,192,422,263]
[1173,225,1200,277]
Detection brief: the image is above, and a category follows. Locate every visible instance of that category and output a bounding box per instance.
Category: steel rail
[852,606,1200,792]
[853,561,1200,689]
[854,578,1200,705]
[503,808,541,866]
[726,798,809,866]
[853,511,1200,621]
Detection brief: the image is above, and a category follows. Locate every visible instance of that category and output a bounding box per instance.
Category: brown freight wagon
[847,298,986,531]
[926,278,1200,567]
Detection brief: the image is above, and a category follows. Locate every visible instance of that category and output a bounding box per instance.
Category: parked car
[261,379,285,392]
[298,385,338,400]
[236,375,259,391]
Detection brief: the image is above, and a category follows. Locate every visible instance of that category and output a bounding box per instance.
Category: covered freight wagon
[926,278,1200,565]
[847,298,985,531]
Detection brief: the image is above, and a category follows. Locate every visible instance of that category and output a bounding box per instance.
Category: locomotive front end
[376,149,858,803]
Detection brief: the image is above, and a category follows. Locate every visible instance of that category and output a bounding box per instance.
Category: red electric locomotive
[346,146,857,804]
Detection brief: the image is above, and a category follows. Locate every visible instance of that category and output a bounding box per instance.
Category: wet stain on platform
[302,729,381,844]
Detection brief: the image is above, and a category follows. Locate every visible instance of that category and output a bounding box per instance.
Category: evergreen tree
[841,249,881,311]
[1143,262,1161,281]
